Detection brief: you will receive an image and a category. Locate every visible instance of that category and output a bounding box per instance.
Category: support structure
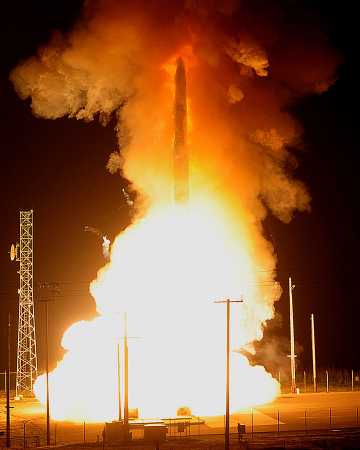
[6,314,11,448]
[214,298,243,450]
[45,301,50,445]
[123,313,129,440]
[37,282,60,443]
[288,277,297,393]
[311,313,317,392]
[117,343,122,422]
[15,210,38,396]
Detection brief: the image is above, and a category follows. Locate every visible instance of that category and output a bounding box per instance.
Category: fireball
[34,199,279,422]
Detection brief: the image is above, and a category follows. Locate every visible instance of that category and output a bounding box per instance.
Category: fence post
[326,370,329,392]
[304,410,307,434]
[83,421,86,444]
[277,411,280,434]
[357,407,358,426]
[198,416,200,435]
[54,422,57,445]
[329,408,332,428]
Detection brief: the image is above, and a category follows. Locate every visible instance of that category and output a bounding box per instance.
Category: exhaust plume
[10,0,338,216]
[10,0,340,420]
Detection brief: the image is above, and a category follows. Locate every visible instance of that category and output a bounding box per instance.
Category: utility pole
[6,313,11,448]
[123,313,129,440]
[38,282,60,446]
[1,372,16,392]
[45,300,50,446]
[214,298,243,450]
[117,342,122,422]
[288,277,297,393]
[311,313,317,393]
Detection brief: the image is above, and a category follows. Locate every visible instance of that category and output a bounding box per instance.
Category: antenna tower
[12,210,38,396]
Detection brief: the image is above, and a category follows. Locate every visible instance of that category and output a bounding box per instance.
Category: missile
[174,57,189,203]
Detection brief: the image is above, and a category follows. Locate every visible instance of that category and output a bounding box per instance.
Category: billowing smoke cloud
[10,0,340,419]
[10,0,338,221]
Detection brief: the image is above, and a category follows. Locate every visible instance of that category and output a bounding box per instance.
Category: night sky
[0,1,358,381]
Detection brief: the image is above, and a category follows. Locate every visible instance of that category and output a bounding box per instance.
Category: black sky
[0,1,358,380]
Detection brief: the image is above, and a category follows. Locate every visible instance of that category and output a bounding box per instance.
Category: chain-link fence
[2,405,360,447]
[278,369,360,394]
[1,420,106,447]
[163,407,360,438]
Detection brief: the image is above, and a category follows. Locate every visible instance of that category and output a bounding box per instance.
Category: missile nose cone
[175,58,186,85]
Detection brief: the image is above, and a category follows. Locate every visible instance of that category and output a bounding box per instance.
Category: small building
[104,422,128,443]
[104,420,168,443]
[144,424,168,442]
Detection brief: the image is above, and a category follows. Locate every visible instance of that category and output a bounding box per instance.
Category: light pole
[38,282,60,446]
[117,342,122,422]
[6,313,11,448]
[214,298,243,450]
[311,313,317,392]
[115,312,140,440]
[123,313,129,440]
[288,277,297,393]
[45,300,50,446]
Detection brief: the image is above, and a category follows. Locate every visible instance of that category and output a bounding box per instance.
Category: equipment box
[144,424,168,442]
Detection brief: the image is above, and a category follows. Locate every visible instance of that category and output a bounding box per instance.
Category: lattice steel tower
[11,210,38,396]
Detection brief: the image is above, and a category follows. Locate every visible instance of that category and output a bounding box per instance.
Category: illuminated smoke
[11,0,339,421]
[10,0,338,215]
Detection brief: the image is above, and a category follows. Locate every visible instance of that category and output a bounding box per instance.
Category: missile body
[174,58,189,203]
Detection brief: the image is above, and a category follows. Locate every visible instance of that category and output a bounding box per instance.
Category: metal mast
[16,210,38,396]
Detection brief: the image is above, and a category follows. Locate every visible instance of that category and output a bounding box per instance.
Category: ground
[1,392,360,448]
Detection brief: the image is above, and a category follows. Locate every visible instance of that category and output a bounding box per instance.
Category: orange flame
[34,198,279,422]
